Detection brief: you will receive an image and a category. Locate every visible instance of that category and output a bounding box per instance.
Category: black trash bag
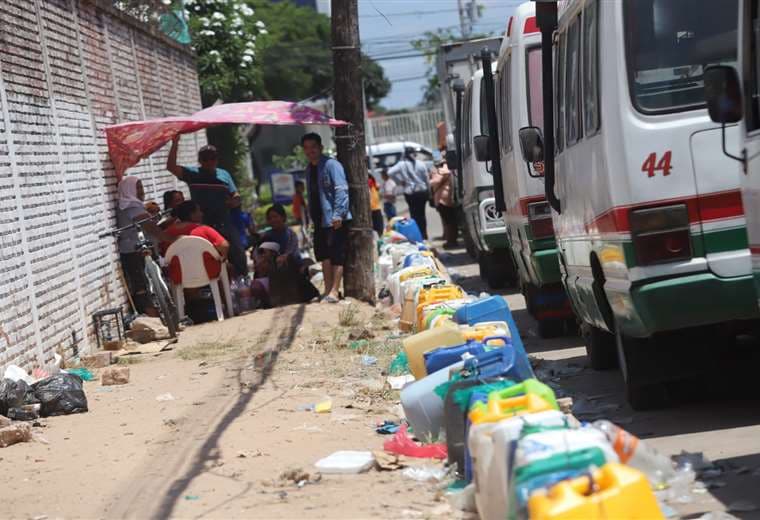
[0,378,32,416]
[31,374,88,417]
[7,407,37,421]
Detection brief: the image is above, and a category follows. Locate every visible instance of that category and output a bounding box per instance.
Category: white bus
[460,67,516,288]
[521,0,754,408]
[706,1,760,312]
[495,2,575,338]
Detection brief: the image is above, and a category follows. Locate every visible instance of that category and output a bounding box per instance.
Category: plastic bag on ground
[0,378,33,416]
[32,374,88,417]
[384,424,447,459]
[4,365,34,385]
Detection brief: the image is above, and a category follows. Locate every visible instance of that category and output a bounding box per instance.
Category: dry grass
[117,356,144,365]
[338,304,360,327]
[178,341,245,361]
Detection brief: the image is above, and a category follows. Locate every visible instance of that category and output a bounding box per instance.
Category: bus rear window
[527,47,544,129]
[624,0,738,114]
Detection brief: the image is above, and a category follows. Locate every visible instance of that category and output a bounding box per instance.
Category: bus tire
[538,319,564,339]
[581,323,617,370]
[615,330,669,410]
[479,249,516,289]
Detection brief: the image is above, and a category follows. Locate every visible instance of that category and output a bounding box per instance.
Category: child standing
[292,180,310,246]
[380,168,397,220]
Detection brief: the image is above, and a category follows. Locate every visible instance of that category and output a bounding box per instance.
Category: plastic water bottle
[593,420,675,486]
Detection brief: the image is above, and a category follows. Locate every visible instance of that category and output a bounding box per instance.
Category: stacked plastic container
[375,219,667,520]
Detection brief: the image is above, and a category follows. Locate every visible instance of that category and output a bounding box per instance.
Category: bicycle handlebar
[99,208,173,238]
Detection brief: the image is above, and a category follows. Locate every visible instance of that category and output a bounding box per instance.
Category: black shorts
[313,223,350,266]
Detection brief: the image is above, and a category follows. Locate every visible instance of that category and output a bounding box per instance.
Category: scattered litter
[4,365,34,385]
[383,424,447,459]
[315,400,332,413]
[314,450,374,474]
[658,503,678,518]
[101,367,130,386]
[361,355,378,366]
[292,424,323,433]
[701,467,724,479]
[665,462,696,504]
[296,403,315,412]
[388,351,411,376]
[66,368,95,381]
[184,495,199,501]
[155,393,176,402]
[387,375,415,390]
[376,420,401,435]
[348,327,375,340]
[556,397,573,414]
[0,422,32,448]
[373,450,409,471]
[32,374,88,417]
[279,467,321,485]
[348,340,369,351]
[402,465,447,482]
[673,451,713,472]
[728,500,758,513]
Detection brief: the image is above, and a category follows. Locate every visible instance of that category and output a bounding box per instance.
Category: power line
[388,74,429,82]
[360,7,460,18]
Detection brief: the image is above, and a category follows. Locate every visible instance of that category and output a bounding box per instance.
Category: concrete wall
[0,0,205,371]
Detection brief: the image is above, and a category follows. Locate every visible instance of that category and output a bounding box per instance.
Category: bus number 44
[642,151,672,178]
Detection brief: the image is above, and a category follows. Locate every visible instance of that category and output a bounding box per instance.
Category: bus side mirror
[518,126,544,162]
[704,65,743,124]
[473,135,490,162]
[445,149,458,168]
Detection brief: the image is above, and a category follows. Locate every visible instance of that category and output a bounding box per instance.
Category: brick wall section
[0,0,206,371]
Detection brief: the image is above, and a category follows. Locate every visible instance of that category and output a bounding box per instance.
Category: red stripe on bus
[586,190,744,234]
[750,246,760,255]
[524,16,539,35]
[507,16,514,37]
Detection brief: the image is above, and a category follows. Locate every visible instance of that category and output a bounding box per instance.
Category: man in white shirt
[388,147,431,239]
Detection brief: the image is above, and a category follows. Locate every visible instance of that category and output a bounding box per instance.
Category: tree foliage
[411,28,487,107]
[185,0,267,106]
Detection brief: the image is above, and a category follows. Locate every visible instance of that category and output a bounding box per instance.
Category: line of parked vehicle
[445,0,760,410]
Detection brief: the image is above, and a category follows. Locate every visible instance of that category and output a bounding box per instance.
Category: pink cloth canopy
[105,101,348,178]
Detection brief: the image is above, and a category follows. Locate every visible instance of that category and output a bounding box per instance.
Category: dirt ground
[0,301,451,520]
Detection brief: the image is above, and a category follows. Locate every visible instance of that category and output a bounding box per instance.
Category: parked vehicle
[494,2,574,336]
[366,141,434,180]
[520,0,753,408]
[705,0,760,309]
[459,67,516,288]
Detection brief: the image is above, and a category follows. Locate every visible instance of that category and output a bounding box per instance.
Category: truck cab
[460,68,516,288]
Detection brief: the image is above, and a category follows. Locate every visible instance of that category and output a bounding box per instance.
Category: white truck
[437,37,503,256]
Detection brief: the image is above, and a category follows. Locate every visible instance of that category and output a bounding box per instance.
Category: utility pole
[332,0,376,304]
[457,0,470,38]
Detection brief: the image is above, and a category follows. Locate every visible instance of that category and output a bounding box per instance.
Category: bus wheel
[615,331,669,410]
[581,323,617,370]
[538,319,564,339]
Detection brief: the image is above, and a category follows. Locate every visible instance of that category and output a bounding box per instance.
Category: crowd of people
[115,132,456,322]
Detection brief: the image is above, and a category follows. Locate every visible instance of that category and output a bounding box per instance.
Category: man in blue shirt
[166,136,247,275]
[302,132,352,303]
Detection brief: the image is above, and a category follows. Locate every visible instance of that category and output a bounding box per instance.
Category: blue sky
[358,0,522,109]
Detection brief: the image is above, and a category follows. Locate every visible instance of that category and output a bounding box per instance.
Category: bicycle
[101,211,179,339]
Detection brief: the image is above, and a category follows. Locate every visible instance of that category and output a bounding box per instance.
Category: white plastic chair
[165,236,234,322]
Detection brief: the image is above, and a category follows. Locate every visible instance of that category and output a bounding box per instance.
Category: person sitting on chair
[163,200,229,259]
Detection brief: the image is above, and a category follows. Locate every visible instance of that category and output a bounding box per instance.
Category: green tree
[185,0,267,106]
[411,28,487,107]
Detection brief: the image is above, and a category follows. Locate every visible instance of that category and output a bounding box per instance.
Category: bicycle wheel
[144,259,178,338]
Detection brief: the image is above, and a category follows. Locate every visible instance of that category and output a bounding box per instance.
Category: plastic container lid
[314,451,375,474]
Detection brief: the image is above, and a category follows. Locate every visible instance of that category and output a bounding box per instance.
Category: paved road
[422,207,760,518]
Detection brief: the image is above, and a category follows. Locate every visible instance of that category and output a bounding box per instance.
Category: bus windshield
[624,0,738,114]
